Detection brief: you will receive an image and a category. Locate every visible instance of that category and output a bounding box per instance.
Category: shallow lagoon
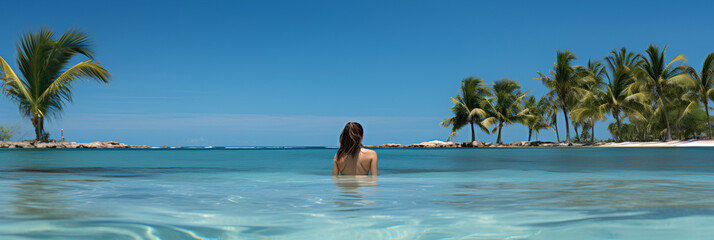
[0,147,713,239]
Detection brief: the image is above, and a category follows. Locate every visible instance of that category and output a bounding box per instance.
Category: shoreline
[364,140,714,148]
[598,140,714,147]
[0,141,150,149]
[364,140,596,148]
[2,140,714,149]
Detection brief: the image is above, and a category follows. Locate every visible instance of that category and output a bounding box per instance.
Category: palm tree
[0,28,110,141]
[522,95,553,141]
[572,59,607,142]
[441,77,492,142]
[632,44,692,141]
[540,95,560,142]
[683,53,714,139]
[602,48,645,141]
[482,79,529,144]
[538,50,584,142]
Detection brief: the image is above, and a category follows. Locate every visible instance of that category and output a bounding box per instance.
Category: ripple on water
[0,148,713,239]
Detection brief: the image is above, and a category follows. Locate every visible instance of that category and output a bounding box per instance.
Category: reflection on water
[332,176,378,211]
[11,176,73,219]
[9,167,109,220]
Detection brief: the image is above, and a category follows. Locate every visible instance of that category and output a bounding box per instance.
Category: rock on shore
[365,140,604,148]
[0,141,150,149]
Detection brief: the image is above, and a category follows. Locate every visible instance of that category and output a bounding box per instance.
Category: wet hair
[336,122,363,160]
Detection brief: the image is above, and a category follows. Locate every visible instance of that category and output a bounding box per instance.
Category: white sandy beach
[601,140,714,147]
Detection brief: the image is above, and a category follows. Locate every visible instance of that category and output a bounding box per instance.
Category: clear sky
[1,0,713,146]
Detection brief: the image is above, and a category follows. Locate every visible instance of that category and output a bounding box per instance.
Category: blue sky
[0,0,713,146]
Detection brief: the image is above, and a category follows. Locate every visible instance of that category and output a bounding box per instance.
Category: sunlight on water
[0,148,713,239]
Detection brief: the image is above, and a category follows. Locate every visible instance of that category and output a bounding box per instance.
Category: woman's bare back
[333,148,378,176]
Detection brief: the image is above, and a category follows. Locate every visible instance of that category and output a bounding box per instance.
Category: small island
[0,140,150,149]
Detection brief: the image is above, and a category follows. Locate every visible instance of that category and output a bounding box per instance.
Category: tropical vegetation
[683,53,714,139]
[521,95,552,141]
[482,79,528,144]
[440,77,492,142]
[0,28,110,141]
[442,44,713,143]
[0,125,17,141]
[537,50,585,142]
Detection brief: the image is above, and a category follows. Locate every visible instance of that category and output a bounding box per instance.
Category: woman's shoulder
[361,148,377,155]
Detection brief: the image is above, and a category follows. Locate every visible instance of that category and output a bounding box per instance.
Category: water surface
[0,147,712,239]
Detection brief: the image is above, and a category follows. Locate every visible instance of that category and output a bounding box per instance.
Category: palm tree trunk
[613,113,621,142]
[32,115,43,141]
[496,123,503,144]
[562,106,570,142]
[590,120,595,142]
[573,124,580,141]
[705,101,712,140]
[528,128,532,142]
[33,120,40,141]
[659,97,673,141]
[553,112,560,142]
[39,117,44,141]
[470,122,475,142]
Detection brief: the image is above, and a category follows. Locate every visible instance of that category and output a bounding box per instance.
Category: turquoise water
[0,147,713,239]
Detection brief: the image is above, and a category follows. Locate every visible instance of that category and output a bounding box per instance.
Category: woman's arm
[370,152,378,176]
[332,154,339,176]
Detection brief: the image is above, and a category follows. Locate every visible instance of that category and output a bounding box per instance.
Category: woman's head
[337,122,363,160]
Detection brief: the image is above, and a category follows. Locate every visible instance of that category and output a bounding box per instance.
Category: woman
[332,122,378,176]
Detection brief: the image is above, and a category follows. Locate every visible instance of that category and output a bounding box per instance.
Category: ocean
[0,147,713,239]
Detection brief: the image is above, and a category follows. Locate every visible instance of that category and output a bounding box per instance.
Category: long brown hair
[336,122,363,160]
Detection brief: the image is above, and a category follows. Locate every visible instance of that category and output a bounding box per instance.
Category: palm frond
[38,60,110,103]
[0,56,32,104]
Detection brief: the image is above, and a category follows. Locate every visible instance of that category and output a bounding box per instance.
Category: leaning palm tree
[482,79,529,144]
[0,28,110,141]
[631,44,692,141]
[441,77,492,142]
[682,53,714,139]
[538,50,585,142]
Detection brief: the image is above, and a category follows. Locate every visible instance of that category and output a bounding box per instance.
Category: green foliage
[572,59,607,142]
[441,77,493,141]
[601,48,647,141]
[683,52,714,139]
[39,131,50,142]
[445,45,714,143]
[542,95,561,141]
[537,50,587,142]
[482,79,529,144]
[631,44,693,141]
[522,95,553,141]
[0,125,17,141]
[0,28,110,141]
